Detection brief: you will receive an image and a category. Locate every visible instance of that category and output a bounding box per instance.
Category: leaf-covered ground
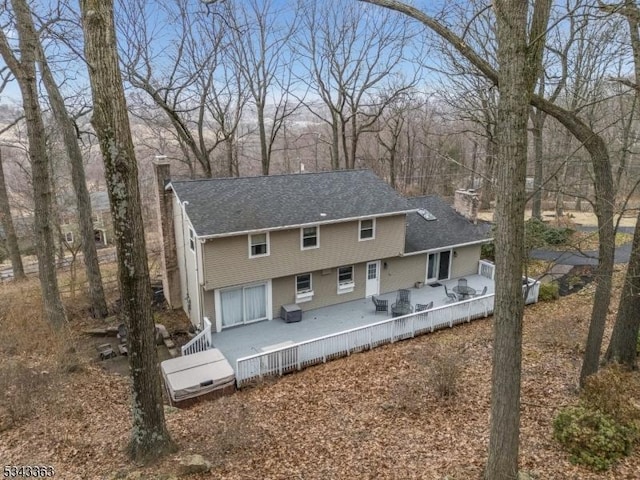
[1,272,639,480]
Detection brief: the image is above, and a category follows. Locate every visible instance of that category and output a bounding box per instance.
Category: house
[59,191,113,248]
[153,160,491,334]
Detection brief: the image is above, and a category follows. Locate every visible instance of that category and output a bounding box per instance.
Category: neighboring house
[89,191,112,248]
[60,191,113,248]
[153,161,491,333]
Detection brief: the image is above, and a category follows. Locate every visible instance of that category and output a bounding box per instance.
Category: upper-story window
[359,218,375,241]
[249,232,270,258]
[301,226,319,250]
[189,228,195,252]
[64,232,74,244]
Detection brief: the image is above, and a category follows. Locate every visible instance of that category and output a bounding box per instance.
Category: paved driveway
[529,226,634,265]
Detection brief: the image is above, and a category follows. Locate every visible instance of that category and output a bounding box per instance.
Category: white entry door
[365,261,380,297]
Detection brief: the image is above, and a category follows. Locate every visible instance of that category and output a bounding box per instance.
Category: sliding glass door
[220,283,268,328]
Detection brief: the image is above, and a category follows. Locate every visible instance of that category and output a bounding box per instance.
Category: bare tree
[296,0,419,170]
[34,13,108,317]
[0,146,25,279]
[362,0,618,392]
[604,0,640,368]
[221,0,300,175]
[120,0,244,178]
[79,0,175,460]
[0,0,67,328]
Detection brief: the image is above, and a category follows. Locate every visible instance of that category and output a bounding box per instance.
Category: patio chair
[415,301,433,312]
[372,296,388,314]
[397,289,411,304]
[458,278,468,288]
[475,286,488,297]
[444,285,458,303]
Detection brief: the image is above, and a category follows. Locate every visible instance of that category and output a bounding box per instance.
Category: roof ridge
[171,169,373,184]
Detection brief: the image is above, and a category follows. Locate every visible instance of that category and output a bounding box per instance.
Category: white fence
[236,279,540,387]
[181,317,212,356]
[0,250,117,281]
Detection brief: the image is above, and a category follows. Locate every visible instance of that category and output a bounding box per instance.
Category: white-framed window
[189,228,195,252]
[300,226,319,250]
[359,218,375,241]
[337,265,355,294]
[249,232,270,258]
[295,273,314,303]
[64,232,74,244]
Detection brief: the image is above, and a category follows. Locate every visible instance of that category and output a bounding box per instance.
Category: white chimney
[454,189,479,224]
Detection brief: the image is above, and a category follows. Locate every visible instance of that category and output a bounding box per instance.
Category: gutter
[196,210,418,240]
[401,237,493,256]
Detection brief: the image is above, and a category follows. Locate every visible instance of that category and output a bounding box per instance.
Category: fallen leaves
[1,271,639,479]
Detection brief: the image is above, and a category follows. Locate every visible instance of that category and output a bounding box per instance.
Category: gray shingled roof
[170,170,412,237]
[405,196,491,253]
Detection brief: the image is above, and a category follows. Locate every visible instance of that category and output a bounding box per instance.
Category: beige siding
[380,254,428,293]
[451,245,481,278]
[202,289,215,325]
[202,215,406,289]
[271,263,366,318]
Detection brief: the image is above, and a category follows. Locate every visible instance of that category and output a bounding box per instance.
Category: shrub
[554,405,636,471]
[538,282,560,301]
[544,227,573,245]
[525,218,548,253]
[0,361,53,430]
[582,366,640,430]
[426,348,462,399]
[481,242,495,261]
[525,217,573,249]
[0,243,7,263]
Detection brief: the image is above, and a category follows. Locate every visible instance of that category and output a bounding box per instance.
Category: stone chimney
[153,157,182,309]
[454,189,479,224]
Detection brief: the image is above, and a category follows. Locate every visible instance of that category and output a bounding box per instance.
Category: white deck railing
[181,317,212,356]
[236,280,540,387]
[236,295,495,387]
[478,259,495,280]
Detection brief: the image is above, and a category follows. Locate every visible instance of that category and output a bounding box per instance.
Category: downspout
[194,237,203,330]
[180,200,191,317]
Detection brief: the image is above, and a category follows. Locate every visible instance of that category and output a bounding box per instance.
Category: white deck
[211,274,495,368]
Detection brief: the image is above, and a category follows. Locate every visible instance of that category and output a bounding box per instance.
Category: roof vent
[417,208,436,221]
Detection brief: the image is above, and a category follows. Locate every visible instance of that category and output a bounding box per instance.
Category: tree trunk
[485,1,533,477]
[605,207,640,367]
[603,0,640,370]
[38,50,109,318]
[0,149,25,280]
[530,107,545,220]
[80,0,175,461]
[331,115,340,170]
[480,136,495,210]
[257,103,269,175]
[2,0,67,329]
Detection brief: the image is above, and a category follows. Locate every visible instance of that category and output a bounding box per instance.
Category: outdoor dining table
[453,285,476,300]
[391,302,413,317]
